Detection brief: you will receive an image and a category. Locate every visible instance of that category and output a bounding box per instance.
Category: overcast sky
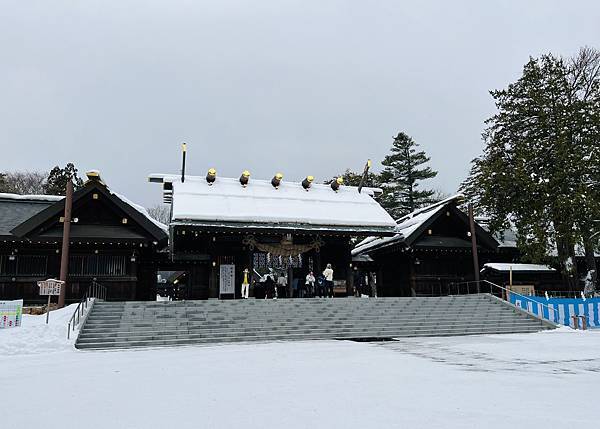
[1,1,599,207]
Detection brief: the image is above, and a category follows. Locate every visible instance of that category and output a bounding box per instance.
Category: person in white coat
[305,271,316,297]
[323,264,334,298]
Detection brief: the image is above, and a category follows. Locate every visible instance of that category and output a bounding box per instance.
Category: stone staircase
[75,295,554,350]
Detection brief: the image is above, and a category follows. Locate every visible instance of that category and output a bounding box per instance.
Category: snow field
[1,309,599,428]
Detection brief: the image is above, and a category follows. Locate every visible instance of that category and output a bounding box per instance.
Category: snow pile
[0,304,76,355]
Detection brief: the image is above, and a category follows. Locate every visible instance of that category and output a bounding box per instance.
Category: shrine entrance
[246,234,322,299]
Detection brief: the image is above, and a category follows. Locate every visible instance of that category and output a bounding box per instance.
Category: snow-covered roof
[0,193,63,202]
[166,175,396,233]
[112,191,168,232]
[0,194,60,237]
[352,194,464,255]
[481,263,556,273]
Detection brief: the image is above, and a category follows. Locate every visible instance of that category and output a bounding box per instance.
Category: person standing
[305,271,316,297]
[264,274,275,299]
[241,268,250,299]
[277,273,287,298]
[369,272,377,298]
[323,264,334,298]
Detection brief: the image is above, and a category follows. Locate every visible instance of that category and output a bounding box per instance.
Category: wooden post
[46,294,51,324]
[468,204,480,293]
[357,159,372,194]
[58,180,73,308]
[181,143,187,183]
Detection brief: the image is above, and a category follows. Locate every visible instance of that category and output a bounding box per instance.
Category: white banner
[0,299,23,329]
[219,264,235,296]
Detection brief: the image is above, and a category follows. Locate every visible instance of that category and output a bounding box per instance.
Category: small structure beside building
[352,195,502,296]
[480,263,562,296]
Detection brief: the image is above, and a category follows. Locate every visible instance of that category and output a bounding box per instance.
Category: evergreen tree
[378,132,438,218]
[43,163,84,195]
[461,48,600,291]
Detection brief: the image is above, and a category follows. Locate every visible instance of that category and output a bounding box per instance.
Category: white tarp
[0,299,23,328]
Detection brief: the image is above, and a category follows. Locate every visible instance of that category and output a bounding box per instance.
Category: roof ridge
[0,193,64,202]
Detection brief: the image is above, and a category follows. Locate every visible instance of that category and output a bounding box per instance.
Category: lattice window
[0,255,48,276]
[69,255,127,276]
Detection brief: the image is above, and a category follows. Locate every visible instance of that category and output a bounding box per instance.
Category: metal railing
[449,279,566,327]
[67,281,107,339]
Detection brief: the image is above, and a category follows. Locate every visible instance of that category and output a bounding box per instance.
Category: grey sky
[1,1,599,207]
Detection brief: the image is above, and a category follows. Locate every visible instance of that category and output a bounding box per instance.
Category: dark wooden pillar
[58,180,73,308]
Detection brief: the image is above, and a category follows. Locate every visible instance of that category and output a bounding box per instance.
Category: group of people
[303,263,335,298]
[242,264,336,299]
[241,264,377,299]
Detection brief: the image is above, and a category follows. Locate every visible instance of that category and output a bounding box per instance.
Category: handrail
[479,280,562,325]
[449,279,567,326]
[67,281,107,339]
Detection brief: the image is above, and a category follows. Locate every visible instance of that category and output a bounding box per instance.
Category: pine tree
[461,49,600,291]
[378,132,438,218]
[43,163,84,195]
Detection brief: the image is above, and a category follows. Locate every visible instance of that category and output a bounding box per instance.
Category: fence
[509,295,600,328]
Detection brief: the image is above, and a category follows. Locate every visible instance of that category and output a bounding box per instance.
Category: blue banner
[509,295,600,328]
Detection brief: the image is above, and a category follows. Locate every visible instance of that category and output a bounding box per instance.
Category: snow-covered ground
[1,307,599,428]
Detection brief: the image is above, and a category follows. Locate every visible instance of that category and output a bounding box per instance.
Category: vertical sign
[219,264,236,297]
[0,299,23,328]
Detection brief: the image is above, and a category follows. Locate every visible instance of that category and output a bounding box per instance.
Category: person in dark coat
[264,274,276,300]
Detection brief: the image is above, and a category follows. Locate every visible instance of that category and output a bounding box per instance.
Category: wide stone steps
[76,326,544,350]
[78,319,537,338]
[75,295,553,350]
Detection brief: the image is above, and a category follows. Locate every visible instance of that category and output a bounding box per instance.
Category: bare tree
[431,188,451,203]
[2,171,48,194]
[147,204,171,225]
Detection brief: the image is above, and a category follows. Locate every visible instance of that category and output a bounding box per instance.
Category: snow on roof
[0,193,63,202]
[112,191,168,232]
[168,175,396,230]
[352,194,463,255]
[481,263,556,273]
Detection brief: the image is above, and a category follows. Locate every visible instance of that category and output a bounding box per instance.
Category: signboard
[37,279,64,296]
[509,284,535,296]
[0,299,23,329]
[219,264,235,296]
[38,279,64,324]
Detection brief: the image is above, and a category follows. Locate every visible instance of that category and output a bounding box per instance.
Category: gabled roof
[352,195,499,255]
[151,174,396,235]
[0,194,62,238]
[9,180,168,246]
